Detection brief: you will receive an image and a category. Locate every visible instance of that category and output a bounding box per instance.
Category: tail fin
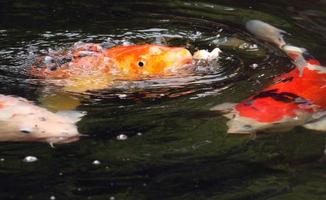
[282,45,308,76]
[246,20,310,76]
[246,20,287,48]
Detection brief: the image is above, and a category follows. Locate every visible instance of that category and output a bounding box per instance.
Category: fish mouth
[226,117,262,135]
[176,48,193,65]
[227,128,255,135]
[167,48,193,65]
[46,135,81,144]
[162,48,193,74]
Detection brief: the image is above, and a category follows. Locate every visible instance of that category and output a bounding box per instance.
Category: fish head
[224,96,314,134]
[15,112,81,144]
[226,114,272,134]
[226,112,312,134]
[30,44,193,80]
[0,96,84,144]
[210,102,268,134]
[106,44,193,77]
[212,92,315,134]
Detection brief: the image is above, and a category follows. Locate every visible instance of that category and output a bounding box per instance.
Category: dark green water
[0,0,326,199]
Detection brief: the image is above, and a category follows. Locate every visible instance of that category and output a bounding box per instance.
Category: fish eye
[20,128,32,134]
[243,125,253,129]
[138,61,145,67]
[61,131,69,136]
[48,65,58,71]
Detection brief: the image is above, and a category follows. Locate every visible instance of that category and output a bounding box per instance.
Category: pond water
[0,0,326,199]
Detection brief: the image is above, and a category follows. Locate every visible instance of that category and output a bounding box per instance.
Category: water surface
[0,0,326,199]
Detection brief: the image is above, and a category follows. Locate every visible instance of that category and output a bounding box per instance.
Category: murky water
[1,0,326,199]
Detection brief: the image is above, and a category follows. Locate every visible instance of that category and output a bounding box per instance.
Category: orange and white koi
[30,43,220,92]
[31,44,193,79]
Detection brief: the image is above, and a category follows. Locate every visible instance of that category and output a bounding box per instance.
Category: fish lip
[46,135,81,144]
[227,129,254,134]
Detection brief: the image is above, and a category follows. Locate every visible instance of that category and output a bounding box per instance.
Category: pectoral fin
[38,91,81,111]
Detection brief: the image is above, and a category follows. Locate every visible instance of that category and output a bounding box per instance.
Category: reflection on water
[0,0,326,199]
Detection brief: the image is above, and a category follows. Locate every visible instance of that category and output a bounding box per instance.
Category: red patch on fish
[235,62,326,123]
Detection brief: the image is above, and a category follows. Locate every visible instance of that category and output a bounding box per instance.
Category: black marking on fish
[302,52,316,61]
[250,89,310,104]
[275,77,294,83]
[243,99,253,106]
[48,65,58,71]
[39,117,47,121]
[57,57,72,65]
[34,62,44,69]
[100,42,114,49]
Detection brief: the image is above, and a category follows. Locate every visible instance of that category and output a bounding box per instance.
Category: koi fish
[31,44,192,78]
[0,94,84,145]
[30,43,219,92]
[211,20,326,134]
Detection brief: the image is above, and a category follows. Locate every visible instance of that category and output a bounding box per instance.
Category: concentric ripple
[0,12,289,103]
[1,1,326,200]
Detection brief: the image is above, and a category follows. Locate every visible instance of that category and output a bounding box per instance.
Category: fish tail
[246,20,316,76]
[282,45,309,76]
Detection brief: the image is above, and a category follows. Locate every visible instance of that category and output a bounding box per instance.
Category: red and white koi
[211,20,326,134]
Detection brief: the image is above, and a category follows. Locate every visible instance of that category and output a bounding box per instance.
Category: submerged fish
[0,94,84,145]
[211,20,326,134]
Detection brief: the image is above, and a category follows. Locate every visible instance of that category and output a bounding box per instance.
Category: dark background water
[0,0,326,199]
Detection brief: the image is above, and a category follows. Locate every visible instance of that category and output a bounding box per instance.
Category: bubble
[50,195,56,200]
[116,134,128,140]
[117,94,127,99]
[92,160,101,165]
[23,156,38,163]
[250,63,259,69]
[224,7,235,11]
